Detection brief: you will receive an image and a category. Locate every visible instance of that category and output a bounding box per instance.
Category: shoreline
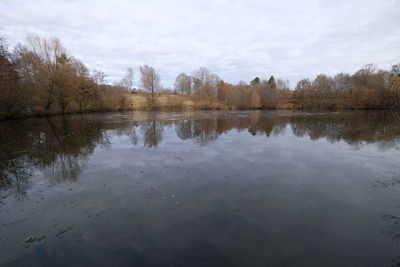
[1,106,398,122]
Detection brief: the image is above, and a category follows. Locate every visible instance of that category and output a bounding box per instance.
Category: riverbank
[2,92,399,122]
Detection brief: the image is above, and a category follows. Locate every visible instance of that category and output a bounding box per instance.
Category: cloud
[1,0,399,88]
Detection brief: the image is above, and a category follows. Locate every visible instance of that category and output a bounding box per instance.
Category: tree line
[1,34,400,118]
[0,34,166,117]
[174,64,400,110]
[174,68,291,109]
[0,35,134,117]
[293,64,400,110]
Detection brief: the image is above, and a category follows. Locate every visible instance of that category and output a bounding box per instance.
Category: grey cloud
[0,0,399,88]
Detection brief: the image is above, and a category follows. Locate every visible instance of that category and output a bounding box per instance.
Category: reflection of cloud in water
[1,110,400,197]
[1,111,400,266]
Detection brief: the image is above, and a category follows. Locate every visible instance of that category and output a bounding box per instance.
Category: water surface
[1,110,400,266]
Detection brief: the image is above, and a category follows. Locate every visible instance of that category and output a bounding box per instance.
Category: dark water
[1,110,400,267]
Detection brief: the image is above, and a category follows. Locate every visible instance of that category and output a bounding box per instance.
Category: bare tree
[121,67,134,92]
[276,78,290,90]
[23,34,68,112]
[139,65,160,103]
[92,70,106,84]
[174,73,192,94]
[192,67,211,93]
[0,38,23,115]
[192,67,219,93]
[391,63,400,109]
[91,70,106,109]
[70,58,90,111]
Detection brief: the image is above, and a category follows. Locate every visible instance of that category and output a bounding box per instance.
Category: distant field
[129,93,219,110]
[129,93,300,110]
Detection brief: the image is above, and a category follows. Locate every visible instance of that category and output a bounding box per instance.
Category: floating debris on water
[25,235,45,243]
[25,236,36,243]
[56,225,73,238]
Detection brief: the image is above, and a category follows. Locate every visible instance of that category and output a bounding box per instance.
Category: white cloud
[1,0,399,88]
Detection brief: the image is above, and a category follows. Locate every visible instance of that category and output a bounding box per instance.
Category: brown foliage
[1,33,399,116]
[294,64,398,110]
[0,34,131,117]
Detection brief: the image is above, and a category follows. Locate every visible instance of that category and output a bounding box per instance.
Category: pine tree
[268,75,276,89]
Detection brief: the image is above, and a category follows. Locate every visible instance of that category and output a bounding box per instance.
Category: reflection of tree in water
[0,156,32,199]
[175,118,218,145]
[192,118,218,145]
[1,111,400,198]
[129,124,139,145]
[176,120,194,140]
[248,120,287,137]
[141,120,164,147]
[175,111,400,147]
[0,114,112,196]
[0,122,35,198]
[290,112,400,149]
[41,118,85,183]
[44,148,90,185]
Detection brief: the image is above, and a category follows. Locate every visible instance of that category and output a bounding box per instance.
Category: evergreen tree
[268,75,276,89]
[250,77,260,86]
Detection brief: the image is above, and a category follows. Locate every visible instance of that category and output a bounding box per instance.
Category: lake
[1,110,400,267]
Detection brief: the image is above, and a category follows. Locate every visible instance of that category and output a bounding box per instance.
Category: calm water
[1,110,400,267]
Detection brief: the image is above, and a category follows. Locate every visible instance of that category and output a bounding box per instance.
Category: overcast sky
[0,0,399,88]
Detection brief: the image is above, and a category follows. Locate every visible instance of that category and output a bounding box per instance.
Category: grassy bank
[129,93,299,110]
[2,92,398,122]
